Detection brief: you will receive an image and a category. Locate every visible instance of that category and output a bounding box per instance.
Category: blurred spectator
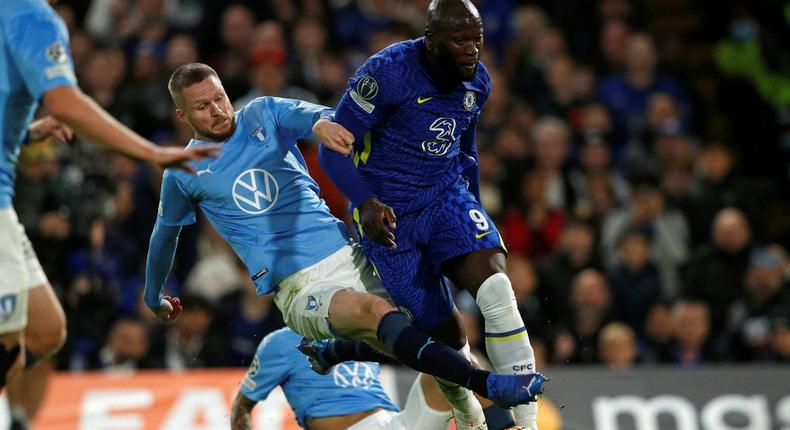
[727,247,790,361]
[233,46,318,109]
[639,302,674,363]
[556,269,613,364]
[115,40,172,138]
[532,117,575,212]
[597,20,631,73]
[210,4,256,100]
[81,48,127,112]
[183,222,247,304]
[164,34,199,74]
[536,221,599,328]
[607,229,662,332]
[291,18,330,90]
[597,33,688,143]
[507,254,546,342]
[598,322,638,368]
[218,283,284,366]
[149,295,227,370]
[494,126,532,207]
[501,170,566,259]
[313,54,349,106]
[601,179,689,297]
[13,141,73,287]
[684,207,753,336]
[685,143,756,245]
[97,319,151,372]
[570,139,630,220]
[670,300,717,366]
[534,56,583,120]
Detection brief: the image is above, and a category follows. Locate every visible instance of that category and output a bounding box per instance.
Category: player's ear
[425,31,437,54]
[175,108,187,123]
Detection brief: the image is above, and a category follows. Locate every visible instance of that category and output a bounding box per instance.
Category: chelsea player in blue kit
[144,63,544,412]
[318,1,542,428]
[0,2,216,428]
[231,327,455,430]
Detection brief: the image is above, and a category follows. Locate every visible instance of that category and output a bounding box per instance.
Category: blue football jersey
[158,97,350,294]
[240,327,399,428]
[0,0,77,208]
[334,37,490,214]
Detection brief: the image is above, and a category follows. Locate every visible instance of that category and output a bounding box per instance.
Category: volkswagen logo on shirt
[232,169,279,214]
[333,362,376,389]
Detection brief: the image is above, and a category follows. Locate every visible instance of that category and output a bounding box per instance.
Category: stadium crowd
[16,0,790,372]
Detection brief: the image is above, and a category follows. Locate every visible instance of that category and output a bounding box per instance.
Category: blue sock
[377,311,490,396]
[326,339,397,364]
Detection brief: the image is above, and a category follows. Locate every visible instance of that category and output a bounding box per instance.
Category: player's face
[432,22,483,81]
[176,75,235,142]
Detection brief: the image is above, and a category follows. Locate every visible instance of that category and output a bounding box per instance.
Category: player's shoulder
[362,38,422,76]
[0,0,59,23]
[239,96,270,117]
[258,327,301,356]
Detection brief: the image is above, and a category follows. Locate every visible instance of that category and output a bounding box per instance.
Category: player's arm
[143,220,183,321]
[230,394,256,430]
[319,63,401,248]
[232,334,292,429]
[43,87,218,172]
[6,9,216,171]
[262,97,352,155]
[459,114,482,203]
[143,171,196,320]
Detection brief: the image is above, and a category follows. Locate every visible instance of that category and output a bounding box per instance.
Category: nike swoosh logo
[417,97,433,104]
[475,231,492,239]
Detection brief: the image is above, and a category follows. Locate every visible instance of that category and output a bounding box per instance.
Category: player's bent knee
[475,273,518,319]
[357,296,395,332]
[27,320,66,359]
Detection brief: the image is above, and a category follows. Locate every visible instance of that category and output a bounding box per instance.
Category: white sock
[435,343,487,430]
[476,272,538,427]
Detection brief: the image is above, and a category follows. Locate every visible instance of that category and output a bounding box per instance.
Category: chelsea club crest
[463,91,475,111]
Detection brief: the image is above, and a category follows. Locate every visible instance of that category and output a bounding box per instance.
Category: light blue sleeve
[4,6,77,100]
[239,332,291,402]
[158,170,196,227]
[143,220,181,310]
[265,97,334,143]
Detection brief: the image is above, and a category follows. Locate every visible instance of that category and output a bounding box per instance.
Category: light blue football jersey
[240,328,399,428]
[158,97,350,294]
[0,0,77,208]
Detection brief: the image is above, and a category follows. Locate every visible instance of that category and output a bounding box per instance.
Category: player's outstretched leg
[317,289,544,407]
[445,249,541,429]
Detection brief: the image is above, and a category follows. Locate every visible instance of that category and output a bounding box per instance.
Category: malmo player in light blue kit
[231,327,454,430]
[144,63,545,420]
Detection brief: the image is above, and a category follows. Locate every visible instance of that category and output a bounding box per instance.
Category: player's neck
[423,50,462,89]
